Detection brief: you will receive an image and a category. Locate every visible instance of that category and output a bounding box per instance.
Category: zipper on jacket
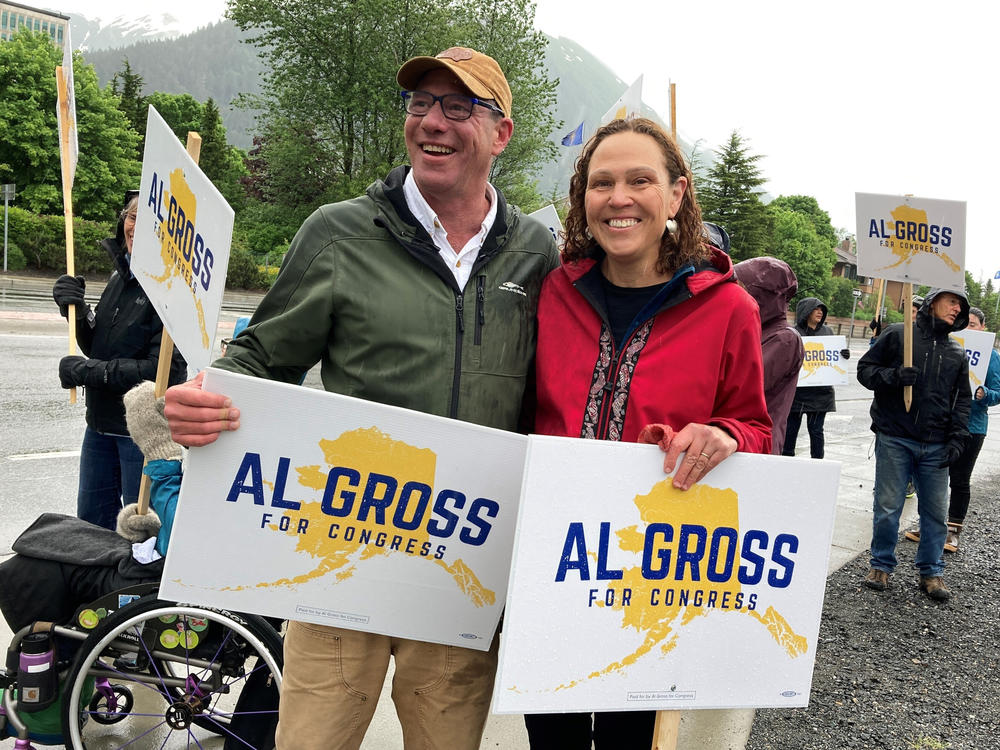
[450,292,466,418]
[475,276,486,346]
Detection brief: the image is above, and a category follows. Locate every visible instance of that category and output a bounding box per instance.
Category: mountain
[83,21,263,150]
[70,12,199,51]
[77,16,691,197]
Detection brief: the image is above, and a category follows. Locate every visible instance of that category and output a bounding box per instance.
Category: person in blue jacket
[943,306,1000,551]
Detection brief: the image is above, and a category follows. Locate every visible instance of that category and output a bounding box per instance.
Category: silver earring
[665,218,678,236]
[585,226,593,239]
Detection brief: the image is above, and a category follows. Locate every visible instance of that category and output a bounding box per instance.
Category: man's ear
[491,117,514,157]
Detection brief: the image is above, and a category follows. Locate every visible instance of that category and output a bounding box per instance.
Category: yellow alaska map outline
[550,479,807,692]
[150,167,211,349]
[875,204,961,274]
[799,340,847,381]
[220,426,495,608]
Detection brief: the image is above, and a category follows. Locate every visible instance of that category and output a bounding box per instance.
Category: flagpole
[56,64,78,405]
[669,82,677,140]
[136,130,201,516]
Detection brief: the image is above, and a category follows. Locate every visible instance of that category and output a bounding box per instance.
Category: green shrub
[5,206,114,273]
[226,244,266,289]
[2,241,26,271]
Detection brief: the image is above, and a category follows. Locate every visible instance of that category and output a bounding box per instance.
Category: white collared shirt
[403,171,498,291]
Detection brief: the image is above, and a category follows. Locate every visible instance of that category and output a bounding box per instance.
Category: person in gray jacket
[782,297,850,458]
[162,47,559,750]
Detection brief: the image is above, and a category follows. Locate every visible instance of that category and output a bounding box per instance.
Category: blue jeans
[870,433,948,577]
[77,427,145,530]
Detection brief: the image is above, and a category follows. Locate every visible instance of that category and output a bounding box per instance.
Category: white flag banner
[601,75,643,124]
[56,25,78,192]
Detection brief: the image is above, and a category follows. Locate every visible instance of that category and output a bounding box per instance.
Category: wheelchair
[1,579,283,749]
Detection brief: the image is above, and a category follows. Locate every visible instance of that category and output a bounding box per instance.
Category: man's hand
[939,439,965,468]
[840,348,851,360]
[897,366,919,386]
[661,423,738,491]
[52,275,87,319]
[975,386,985,401]
[163,371,240,447]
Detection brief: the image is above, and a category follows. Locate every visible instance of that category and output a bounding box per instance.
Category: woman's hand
[661,423,737,490]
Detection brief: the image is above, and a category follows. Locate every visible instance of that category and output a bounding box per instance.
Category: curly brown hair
[562,117,708,274]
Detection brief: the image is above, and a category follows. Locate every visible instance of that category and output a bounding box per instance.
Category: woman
[782,298,848,459]
[943,306,1000,551]
[734,256,805,454]
[51,194,187,530]
[527,118,771,748]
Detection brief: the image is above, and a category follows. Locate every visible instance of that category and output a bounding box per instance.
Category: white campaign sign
[528,204,563,246]
[130,106,234,372]
[796,335,849,387]
[950,328,995,395]
[494,436,840,712]
[159,369,527,650]
[855,192,966,291]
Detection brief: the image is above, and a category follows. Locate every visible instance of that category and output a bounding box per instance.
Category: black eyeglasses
[400,90,503,121]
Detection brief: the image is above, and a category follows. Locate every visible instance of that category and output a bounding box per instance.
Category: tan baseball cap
[397,47,512,117]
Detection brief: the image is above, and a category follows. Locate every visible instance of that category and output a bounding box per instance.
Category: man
[163,48,559,749]
[858,289,971,601]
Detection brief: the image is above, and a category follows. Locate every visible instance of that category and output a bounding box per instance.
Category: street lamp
[849,287,863,341]
[2,183,16,273]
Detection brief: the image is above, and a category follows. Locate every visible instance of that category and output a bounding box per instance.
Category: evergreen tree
[111,57,147,151]
[698,131,771,261]
[198,98,248,208]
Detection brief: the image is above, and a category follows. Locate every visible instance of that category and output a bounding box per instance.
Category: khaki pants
[275,620,499,750]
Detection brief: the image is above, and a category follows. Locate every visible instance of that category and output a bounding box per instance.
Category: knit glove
[59,356,107,389]
[896,366,919,386]
[116,504,162,542]
[52,274,89,319]
[124,381,183,461]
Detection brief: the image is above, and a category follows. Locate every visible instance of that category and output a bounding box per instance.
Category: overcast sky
[55,0,997,283]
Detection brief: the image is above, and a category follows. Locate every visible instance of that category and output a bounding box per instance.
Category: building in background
[0,1,69,46]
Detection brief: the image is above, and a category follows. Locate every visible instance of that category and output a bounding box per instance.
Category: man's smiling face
[404,69,511,206]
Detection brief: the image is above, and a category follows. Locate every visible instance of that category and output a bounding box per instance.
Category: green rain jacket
[216,166,560,431]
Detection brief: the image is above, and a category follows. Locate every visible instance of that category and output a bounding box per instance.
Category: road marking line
[8,451,81,461]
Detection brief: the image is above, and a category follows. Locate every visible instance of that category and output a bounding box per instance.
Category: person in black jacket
[858,289,971,601]
[782,297,850,458]
[52,194,187,530]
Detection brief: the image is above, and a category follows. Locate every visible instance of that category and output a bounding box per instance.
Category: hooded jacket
[734,257,804,454]
[76,219,187,435]
[534,248,772,454]
[217,165,560,431]
[789,297,836,413]
[857,288,971,445]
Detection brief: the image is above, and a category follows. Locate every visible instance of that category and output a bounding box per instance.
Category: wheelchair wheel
[60,596,282,749]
